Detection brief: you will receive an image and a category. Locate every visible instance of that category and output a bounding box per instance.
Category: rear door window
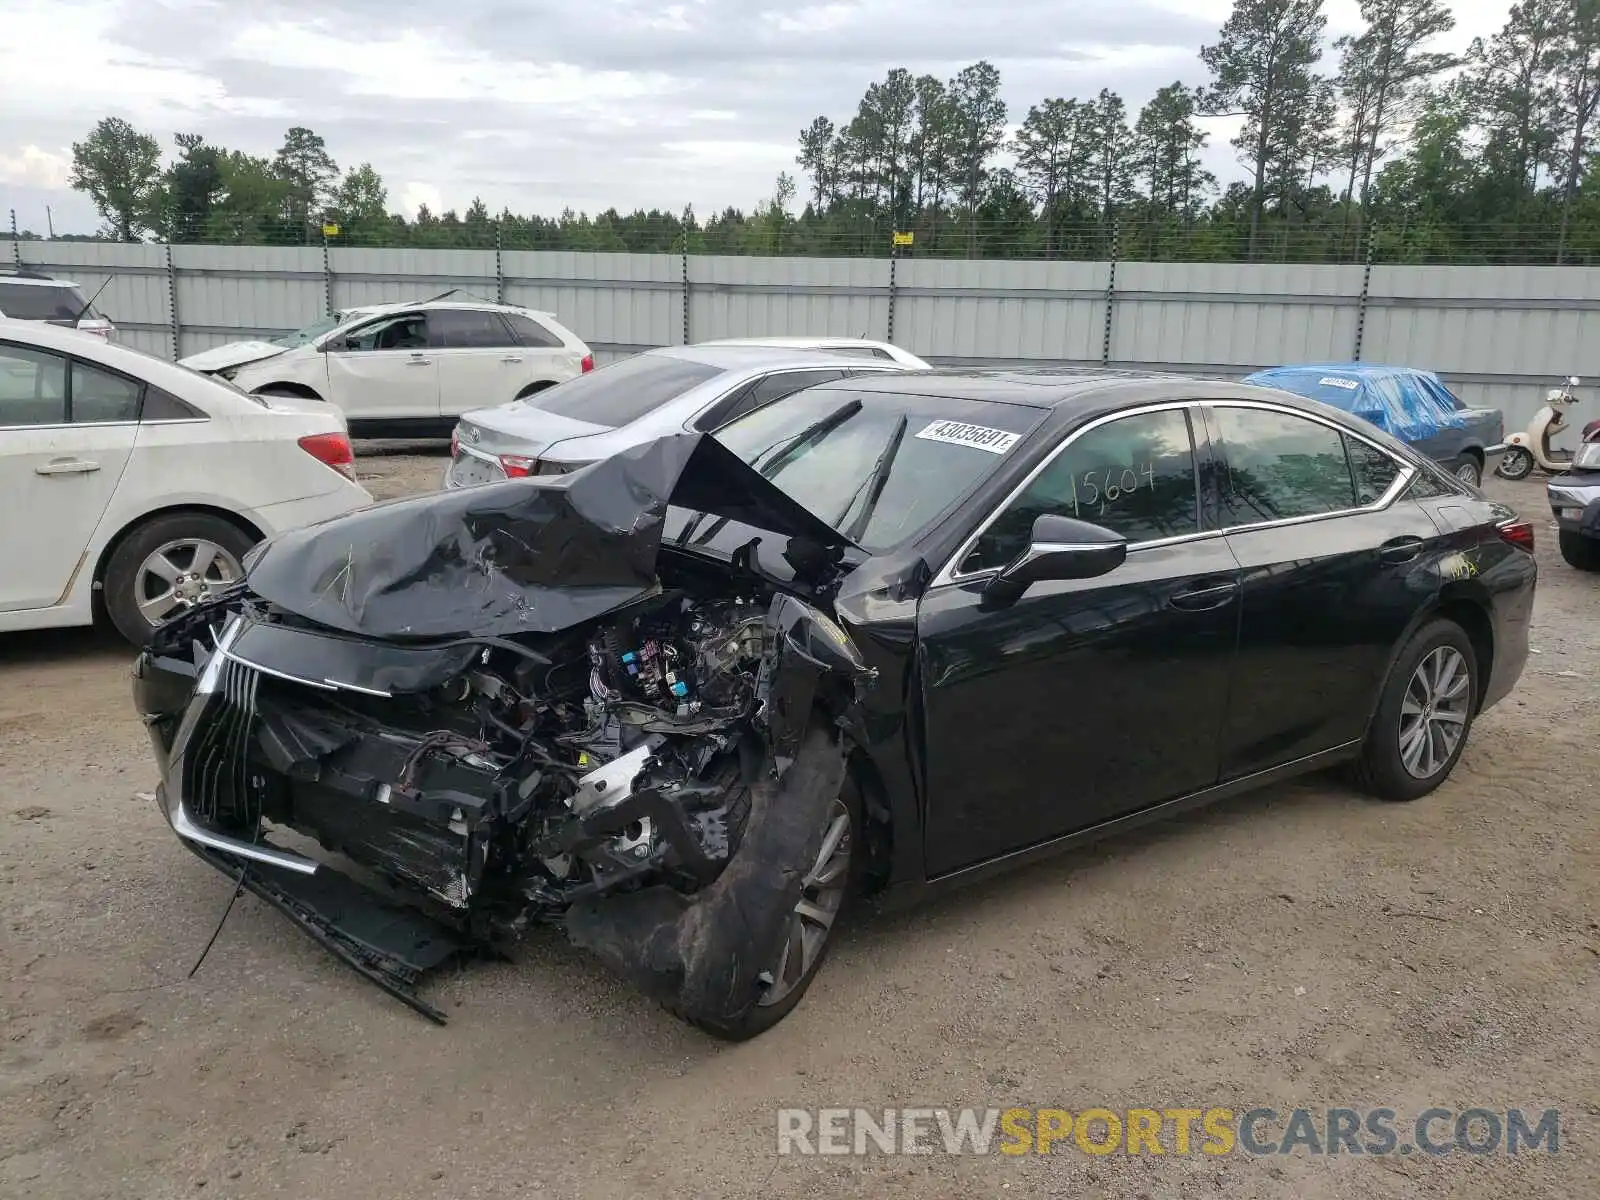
[1213,406,1360,525]
[1344,435,1403,505]
[429,309,517,349]
[71,360,143,422]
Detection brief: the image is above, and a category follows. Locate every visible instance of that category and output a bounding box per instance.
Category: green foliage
[69,118,164,241]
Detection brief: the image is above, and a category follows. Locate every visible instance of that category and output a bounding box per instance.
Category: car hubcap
[135,539,242,625]
[757,798,851,1008]
[1455,461,1480,485]
[1398,646,1471,780]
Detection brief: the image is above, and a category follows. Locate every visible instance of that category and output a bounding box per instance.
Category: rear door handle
[35,458,101,476]
[1380,536,1424,564]
[500,355,524,364]
[407,355,432,366]
[1169,581,1239,612]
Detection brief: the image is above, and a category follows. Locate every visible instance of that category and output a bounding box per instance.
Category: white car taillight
[298,432,358,481]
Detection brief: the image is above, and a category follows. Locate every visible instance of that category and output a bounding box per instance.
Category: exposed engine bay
[134,431,880,1033]
[246,588,777,924]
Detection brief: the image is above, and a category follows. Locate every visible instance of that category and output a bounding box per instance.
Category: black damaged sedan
[134,370,1537,1038]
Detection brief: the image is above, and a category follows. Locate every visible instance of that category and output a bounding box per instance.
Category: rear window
[0,281,92,322]
[529,353,723,427]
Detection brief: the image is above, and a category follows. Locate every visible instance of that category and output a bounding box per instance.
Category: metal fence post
[1101,221,1121,367]
[495,221,505,304]
[165,242,181,360]
[681,231,691,345]
[1353,227,1375,362]
[322,232,335,315]
[887,246,898,344]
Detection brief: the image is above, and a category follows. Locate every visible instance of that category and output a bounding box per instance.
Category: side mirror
[981,513,1127,608]
[1569,376,1581,387]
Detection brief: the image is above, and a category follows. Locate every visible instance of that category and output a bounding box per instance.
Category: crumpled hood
[179,341,287,373]
[243,432,859,640]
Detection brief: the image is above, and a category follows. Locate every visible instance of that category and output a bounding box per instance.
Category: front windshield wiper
[676,398,864,547]
[835,413,908,543]
[747,398,864,478]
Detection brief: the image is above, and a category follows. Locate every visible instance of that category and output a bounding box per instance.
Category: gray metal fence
[8,238,1598,429]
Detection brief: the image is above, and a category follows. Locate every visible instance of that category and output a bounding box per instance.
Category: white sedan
[0,319,372,644]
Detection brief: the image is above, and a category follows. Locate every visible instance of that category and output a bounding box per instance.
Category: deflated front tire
[565,722,859,1040]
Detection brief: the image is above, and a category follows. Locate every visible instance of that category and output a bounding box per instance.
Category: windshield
[713,387,1046,551]
[528,353,723,427]
[272,311,361,348]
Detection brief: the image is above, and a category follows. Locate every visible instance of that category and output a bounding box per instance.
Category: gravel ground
[2,451,1597,1200]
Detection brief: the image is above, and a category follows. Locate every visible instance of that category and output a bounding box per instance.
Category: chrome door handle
[1169,581,1238,612]
[36,458,101,476]
[500,356,524,363]
[1379,536,1424,564]
[407,356,432,366]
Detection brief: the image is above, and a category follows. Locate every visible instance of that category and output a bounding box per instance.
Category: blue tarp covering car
[1245,363,1505,486]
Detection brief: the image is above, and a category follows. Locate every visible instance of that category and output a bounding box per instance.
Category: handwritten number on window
[1067,463,1157,518]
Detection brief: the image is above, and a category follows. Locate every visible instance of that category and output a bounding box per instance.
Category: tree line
[31,0,1600,265]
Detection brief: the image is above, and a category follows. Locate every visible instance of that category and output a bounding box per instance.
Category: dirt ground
[2,448,1597,1200]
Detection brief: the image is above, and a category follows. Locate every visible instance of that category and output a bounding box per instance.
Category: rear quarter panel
[1405,494,1536,714]
[81,407,367,606]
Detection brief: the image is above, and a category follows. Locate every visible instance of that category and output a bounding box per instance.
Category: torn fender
[563,724,846,1026]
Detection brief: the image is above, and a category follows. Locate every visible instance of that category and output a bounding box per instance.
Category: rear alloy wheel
[1495,447,1535,480]
[1353,619,1478,802]
[1453,456,1483,487]
[1559,529,1600,571]
[103,514,255,645]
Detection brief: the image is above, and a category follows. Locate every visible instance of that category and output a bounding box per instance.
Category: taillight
[1498,519,1536,552]
[298,432,357,481]
[499,454,536,478]
[580,353,594,373]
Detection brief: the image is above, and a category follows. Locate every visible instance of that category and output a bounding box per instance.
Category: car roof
[811,367,1191,406]
[347,298,559,320]
[805,365,1377,426]
[704,335,896,350]
[646,343,898,371]
[0,273,81,288]
[0,315,243,396]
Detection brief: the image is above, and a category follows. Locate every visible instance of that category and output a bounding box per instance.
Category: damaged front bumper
[136,587,877,1030]
[142,614,477,1022]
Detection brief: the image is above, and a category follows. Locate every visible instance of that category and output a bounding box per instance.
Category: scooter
[1496,376,1582,480]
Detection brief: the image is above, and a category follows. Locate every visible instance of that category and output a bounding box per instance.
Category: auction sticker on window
[915,419,1021,454]
[1318,376,1361,390]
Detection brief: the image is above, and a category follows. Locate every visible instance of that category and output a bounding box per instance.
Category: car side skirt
[874,741,1362,911]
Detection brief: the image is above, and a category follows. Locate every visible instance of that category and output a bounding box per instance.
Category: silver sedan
[444,343,920,487]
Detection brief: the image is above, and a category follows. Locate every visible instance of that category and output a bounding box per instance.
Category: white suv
[0,272,118,341]
[185,300,593,437]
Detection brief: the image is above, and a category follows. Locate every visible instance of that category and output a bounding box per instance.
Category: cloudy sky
[3,0,1513,236]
